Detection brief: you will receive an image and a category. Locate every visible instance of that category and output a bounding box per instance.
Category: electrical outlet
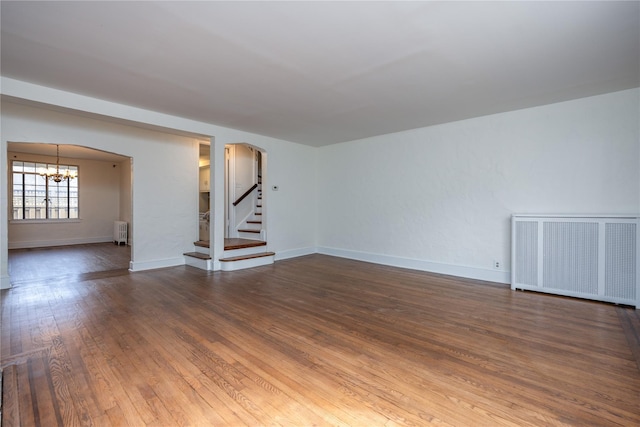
[493,260,501,269]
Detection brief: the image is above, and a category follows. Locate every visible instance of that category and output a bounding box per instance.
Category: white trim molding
[316,246,511,284]
[275,246,316,261]
[0,275,11,290]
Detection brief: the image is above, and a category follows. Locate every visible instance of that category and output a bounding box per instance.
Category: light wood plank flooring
[1,247,639,426]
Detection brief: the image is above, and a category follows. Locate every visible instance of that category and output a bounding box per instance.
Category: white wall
[0,136,7,289]
[258,139,317,260]
[7,150,121,248]
[2,101,199,272]
[119,157,132,244]
[1,78,318,284]
[317,89,640,283]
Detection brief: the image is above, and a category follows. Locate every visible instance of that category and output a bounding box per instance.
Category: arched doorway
[225,143,266,241]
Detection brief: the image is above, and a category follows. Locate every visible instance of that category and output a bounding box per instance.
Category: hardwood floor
[1,250,639,426]
[7,243,131,285]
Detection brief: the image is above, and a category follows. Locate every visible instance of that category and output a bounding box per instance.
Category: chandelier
[39,144,77,183]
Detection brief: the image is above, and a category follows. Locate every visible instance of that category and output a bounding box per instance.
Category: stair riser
[238,230,264,239]
[185,256,212,270]
[223,246,269,258]
[195,246,210,255]
[220,255,274,271]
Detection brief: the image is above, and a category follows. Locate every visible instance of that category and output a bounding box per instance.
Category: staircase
[185,178,272,271]
[237,184,264,239]
[184,238,275,271]
[183,240,213,270]
[219,238,275,271]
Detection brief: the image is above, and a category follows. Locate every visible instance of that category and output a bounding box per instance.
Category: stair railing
[233,183,258,206]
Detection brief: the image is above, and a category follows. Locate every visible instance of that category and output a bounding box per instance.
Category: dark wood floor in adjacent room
[2,245,639,426]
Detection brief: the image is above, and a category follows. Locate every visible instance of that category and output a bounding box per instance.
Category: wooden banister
[233,183,258,206]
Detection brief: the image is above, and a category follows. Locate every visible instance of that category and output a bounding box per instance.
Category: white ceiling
[1,1,639,147]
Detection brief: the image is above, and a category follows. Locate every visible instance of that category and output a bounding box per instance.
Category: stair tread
[194,239,268,250]
[238,229,261,233]
[219,252,275,262]
[224,238,266,250]
[184,252,212,260]
[246,220,262,224]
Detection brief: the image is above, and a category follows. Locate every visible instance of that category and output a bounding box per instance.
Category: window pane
[49,184,61,199]
[12,190,22,206]
[25,206,36,219]
[35,174,46,186]
[12,159,80,221]
[24,195,37,209]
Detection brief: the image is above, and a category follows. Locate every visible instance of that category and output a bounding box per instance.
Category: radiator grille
[515,221,538,286]
[605,223,636,299]
[512,215,638,308]
[543,222,598,294]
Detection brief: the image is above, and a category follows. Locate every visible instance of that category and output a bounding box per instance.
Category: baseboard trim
[0,275,11,289]
[275,246,316,261]
[129,257,185,272]
[316,247,510,284]
[8,236,112,250]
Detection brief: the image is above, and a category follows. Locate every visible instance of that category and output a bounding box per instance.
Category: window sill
[10,219,82,225]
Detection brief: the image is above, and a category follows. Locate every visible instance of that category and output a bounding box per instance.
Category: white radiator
[114,221,128,246]
[511,215,639,308]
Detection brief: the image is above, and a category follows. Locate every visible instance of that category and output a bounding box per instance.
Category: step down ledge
[184,252,213,270]
[219,252,275,271]
[219,252,275,262]
[184,251,211,260]
[223,246,269,258]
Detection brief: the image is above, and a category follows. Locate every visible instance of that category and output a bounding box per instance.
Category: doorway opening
[6,142,132,283]
[225,143,266,241]
[198,143,211,242]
